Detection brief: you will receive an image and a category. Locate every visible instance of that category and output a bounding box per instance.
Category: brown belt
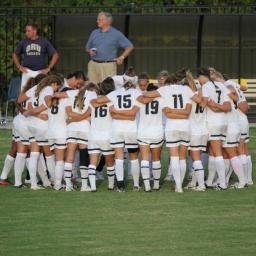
[92,59,116,63]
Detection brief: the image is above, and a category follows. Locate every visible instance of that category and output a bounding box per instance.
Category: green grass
[0,128,256,256]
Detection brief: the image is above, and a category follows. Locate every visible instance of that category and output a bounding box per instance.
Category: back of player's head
[100,77,115,95]
[175,68,197,91]
[196,67,210,79]
[209,68,224,82]
[147,83,158,91]
[67,71,87,81]
[123,81,136,91]
[138,72,150,81]
[86,82,100,93]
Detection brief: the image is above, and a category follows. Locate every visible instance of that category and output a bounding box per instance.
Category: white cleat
[192,186,206,192]
[54,184,63,191]
[175,187,183,193]
[232,182,246,189]
[184,181,197,189]
[25,179,31,184]
[66,185,74,192]
[81,186,91,192]
[31,185,45,190]
[247,180,254,186]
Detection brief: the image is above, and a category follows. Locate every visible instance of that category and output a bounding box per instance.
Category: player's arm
[23,104,47,117]
[17,92,29,104]
[137,95,154,104]
[165,103,192,118]
[163,108,188,119]
[226,85,239,102]
[91,96,110,107]
[109,106,139,117]
[66,106,91,123]
[144,91,161,99]
[110,112,135,121]
[238,101,249,114]
[53,92,69,99]
[207,99,231,113]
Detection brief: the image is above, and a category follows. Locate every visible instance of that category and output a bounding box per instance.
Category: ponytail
[74,85,87,110]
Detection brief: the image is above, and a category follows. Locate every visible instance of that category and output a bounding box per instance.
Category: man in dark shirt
[12,23,59,89]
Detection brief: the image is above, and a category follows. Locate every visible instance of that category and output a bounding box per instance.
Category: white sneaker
[193,186,206,192]
[96,171,104,181]
[247,180,254,185]
[233,182,246,189]
[81,186,91,192]
[175,187,183,193]
[54,184,63,191]
[25,179,31,184]
[66,185,74,192]
[184,181,196,189]
[153,183,160,190]
[31,185,45,190]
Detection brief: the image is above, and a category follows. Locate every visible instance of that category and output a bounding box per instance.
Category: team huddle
[0,66,253,192]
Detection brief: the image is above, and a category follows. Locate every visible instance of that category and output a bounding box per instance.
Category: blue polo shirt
[86,27,133,62]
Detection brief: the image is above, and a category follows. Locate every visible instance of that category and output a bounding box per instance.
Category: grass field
[0,128,256,256]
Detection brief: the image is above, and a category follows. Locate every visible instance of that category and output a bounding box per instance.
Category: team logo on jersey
[26,43,41,56]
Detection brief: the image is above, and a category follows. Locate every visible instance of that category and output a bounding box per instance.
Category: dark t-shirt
[15,37,56,71]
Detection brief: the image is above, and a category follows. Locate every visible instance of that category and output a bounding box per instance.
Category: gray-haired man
[85,12,134,84]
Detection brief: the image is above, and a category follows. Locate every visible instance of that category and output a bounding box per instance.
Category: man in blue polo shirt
[86,12,134,83]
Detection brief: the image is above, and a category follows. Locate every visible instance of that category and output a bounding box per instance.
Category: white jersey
[137,97,164,140]
[189,93,207,135]
[47,98,69,139]
[157,84,194,131]
[66,90,97,132]
[112,75,125,90]
[202,81,230,125]
[107,87,141,132]
[89,102,113,140]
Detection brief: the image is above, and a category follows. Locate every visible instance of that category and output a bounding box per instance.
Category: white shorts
[88,139,114,155]
[13,115,34,145]
[110,131,138,149]
[28,125,49,146]
[165,130,190,147]
[67,131,88,145]
[12,128,20,142]
[48,138,67,150]
[137,137,164,149]
[238,115,249,143]
[223,124,240,148]
[207,124,227,141]
[189,133,208,151]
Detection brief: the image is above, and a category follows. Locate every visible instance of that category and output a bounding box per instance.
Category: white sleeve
[186,86,195,99]
[202,84,209,98]
[88,91,97,100]
[66,89,78,98]
[157,86,168,98]
[106,90,116,103]
[25,87,34,98]
[134,89,142,99]
[65,97,73,107]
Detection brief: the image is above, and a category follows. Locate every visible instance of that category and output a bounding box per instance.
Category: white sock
[224,159,230,176]
[38,154,51,186]
[0,154,15,180]
[180,160,186,185]
[14,153,26,186]
[141,160,150,191]
[171,157,181,190]
[80,165,89,188]
[25,157,30,173]
[107,166,115,189]
[88,165,96,191]
[55,161,64,187]
[215,156,227,189]
[193,160,205,188]
[28,152,40,187]
[45,155,56,182]
[230,156,246,186]
[190,168,197,186]
[152,161,161,189]
[64,162,73,188]
[131,159,140,188]
[206,156,216,186]
[239,154,248,183]
[247,155,253,183]
[115,159,124,182]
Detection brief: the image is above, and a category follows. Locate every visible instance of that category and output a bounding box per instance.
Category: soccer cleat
[247,180,254,186]
[66,185,74,192]
[14,184,26,189]
[230,182,246,189]
[96,171,104,181]
[133,186,140,192]
[0,179,11,185]
[54,184,63,191]
[24,179,31,184]
[175,187,183,193]
[80,186,91,192]
[116,187,125,192]
[31,185,45,190]
[192,186,206,192]
[184,181,196,190]
[214,185,227,191]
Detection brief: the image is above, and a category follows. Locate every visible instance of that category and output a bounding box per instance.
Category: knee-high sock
[28,152,40,187]
[55,160,64,187]
[45,155,55,182]
[180,160,186,184]
[230,156,246,185]
[190,167,197,187]
[96,155,105,172]
[14,153,26,186]
[115,159,124,188]
[88,164,96,191]
[206,156,216,186]
[107,166,115,189]
[201,152,208,170]
[0,154,15,180]
[152,161,161,189]
[215,156,227,189]
[239,155,248,183]
[141,160,150,191]
[247,155,253,183]
[38,154,51,186]
[80,166,89,188]
[131,159,140,188]
[171,157,181,190]
[193,160,205,188]
[224,159,233,184]
[64,162,73,188]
